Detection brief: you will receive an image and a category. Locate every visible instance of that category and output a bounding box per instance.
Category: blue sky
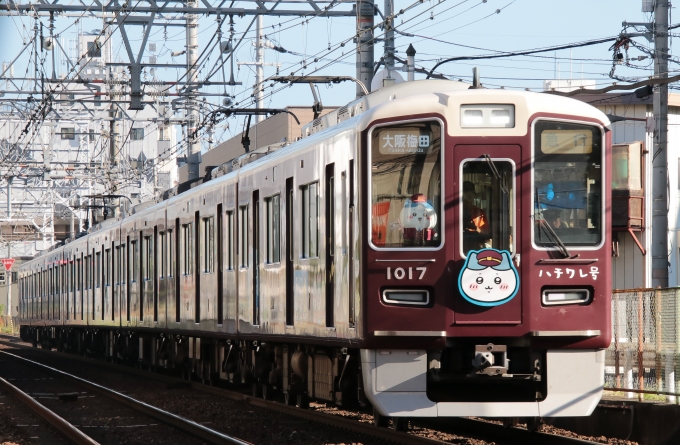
[0,1,660,140]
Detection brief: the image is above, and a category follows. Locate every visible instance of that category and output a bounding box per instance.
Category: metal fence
[606,288,680,403]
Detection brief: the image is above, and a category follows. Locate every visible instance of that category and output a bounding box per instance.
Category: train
[17,79,611,427]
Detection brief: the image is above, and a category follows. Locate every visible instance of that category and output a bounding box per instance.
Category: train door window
[143,236,152,281]
[460,160,515,255]
[265,195,281,264]
[181,223,193,276]
[201,217,215,273]
[159,232,166,278]
[95,251,101,288]
[369,120,442,248]
[217,204,224,325]
[105,249,111,287]
[115,246,121,285]
[226,211,234,270]
[167,229,174,278]
[130,241,137,282]
[300,182,319,258]
[533,121,603,247]
[239,206,248,268]
[153,226,158,322]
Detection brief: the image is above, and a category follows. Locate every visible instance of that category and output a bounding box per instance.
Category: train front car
[360,85,611,420]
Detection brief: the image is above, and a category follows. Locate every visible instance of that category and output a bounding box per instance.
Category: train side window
[239,205,248,268]
[96,251,102,289]
[300,182,319,258]
[115,246,121,285]
[105,249,111,287]
[265,195,281,264]
[181,223,193,276]
[226,211,234,270]
[120,245,126,284]
[159,232,166,278]
[201,217,215,273]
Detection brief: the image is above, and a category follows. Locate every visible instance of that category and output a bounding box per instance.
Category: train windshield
[533,121,603,247]
[370,121,442,248]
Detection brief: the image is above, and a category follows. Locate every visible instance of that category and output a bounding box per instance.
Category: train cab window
[533,121,603,247]
[460,160,515,255]
[300,183,318,258]
[201,217,214,273]
[265,195,281,264]
[370,120,442,248]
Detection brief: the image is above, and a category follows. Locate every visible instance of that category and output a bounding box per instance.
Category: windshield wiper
[483,154,508,194]
[535,188,571,258]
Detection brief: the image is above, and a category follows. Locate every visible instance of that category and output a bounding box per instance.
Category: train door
[325,164,335,327]
[285,178,294,326]
[453,145,521,324]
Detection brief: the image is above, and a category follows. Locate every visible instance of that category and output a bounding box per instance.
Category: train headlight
[542,289,590,306]
[382,289,430,306]
[460,104,515,128]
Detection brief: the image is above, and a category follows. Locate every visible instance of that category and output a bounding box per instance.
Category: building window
[131,128,144,141]
[301,182,319,258]
[201,217,214,273]
[159,126,171,141]
[181,223,193,276]
[89,129,96,142]
[265,195,280,263]
[61,128,75,140]
[87,41,101,58]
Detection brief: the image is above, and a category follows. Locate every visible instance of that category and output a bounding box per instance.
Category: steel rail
[0,374,100,445]
[0,337,603,445]
[0,350,253,445]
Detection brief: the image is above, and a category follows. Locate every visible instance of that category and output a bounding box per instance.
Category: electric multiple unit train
[17,79,611,425]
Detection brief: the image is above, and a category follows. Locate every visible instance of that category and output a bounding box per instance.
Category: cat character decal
[458,249,519,307]
[400,193,438,245]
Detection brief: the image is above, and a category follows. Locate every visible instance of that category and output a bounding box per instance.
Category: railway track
[0,335,607,445]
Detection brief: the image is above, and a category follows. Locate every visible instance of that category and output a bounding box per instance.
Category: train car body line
[0,350,252,445]
[0,373,100,445]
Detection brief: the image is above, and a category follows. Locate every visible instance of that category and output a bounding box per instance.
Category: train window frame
[300,182,319,259]
[530,118,606,251]
[367,117,445,251]
[201,216,215,274]
[458,157,517,259]
[265,194,281,264]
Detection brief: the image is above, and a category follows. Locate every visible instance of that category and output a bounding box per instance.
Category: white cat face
[401,196,437,231]
[458,249,519,306]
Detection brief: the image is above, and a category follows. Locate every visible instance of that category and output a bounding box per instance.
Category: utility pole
[356,0,375,97]
[255,15,264,124]
[6,178,11,319]
[652,0,669,288]
[186,0,201,181]
[383,0,394,83]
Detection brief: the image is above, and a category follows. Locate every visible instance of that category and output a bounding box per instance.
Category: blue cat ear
[465,252,486,270]
[495,252,512,270]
